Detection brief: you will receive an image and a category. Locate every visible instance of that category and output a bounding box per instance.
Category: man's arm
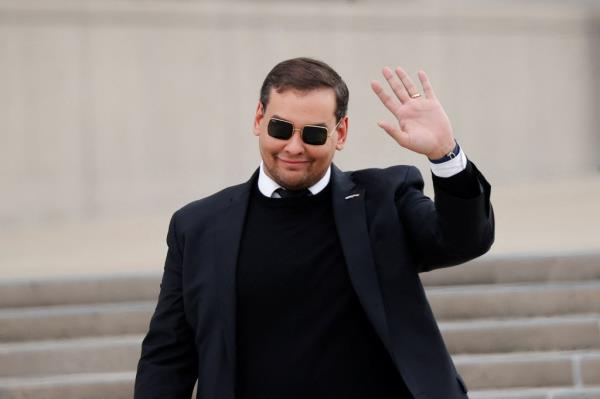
[134,213,198,399]
[395,160,494,272]
[371,66,494,270]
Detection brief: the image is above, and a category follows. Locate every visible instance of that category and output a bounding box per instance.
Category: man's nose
[283,128,305,154]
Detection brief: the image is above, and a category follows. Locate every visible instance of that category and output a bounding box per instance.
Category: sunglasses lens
[267,119,293,140]
[302,126,328,145]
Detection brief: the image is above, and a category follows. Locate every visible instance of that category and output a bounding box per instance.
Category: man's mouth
[278,157,310,165]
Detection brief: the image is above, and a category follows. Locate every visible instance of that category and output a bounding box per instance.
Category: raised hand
[371,67,456,160]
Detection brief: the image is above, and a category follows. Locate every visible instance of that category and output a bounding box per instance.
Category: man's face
[253,87,348,190]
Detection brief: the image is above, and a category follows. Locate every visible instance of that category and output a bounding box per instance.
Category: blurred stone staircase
[0,254,599,399]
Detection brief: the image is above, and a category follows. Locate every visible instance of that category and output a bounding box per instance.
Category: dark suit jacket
[135,162,494,399]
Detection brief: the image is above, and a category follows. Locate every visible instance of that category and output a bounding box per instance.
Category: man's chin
[274,173,311,190]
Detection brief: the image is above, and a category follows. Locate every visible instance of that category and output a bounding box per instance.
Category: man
[135,57,494,399]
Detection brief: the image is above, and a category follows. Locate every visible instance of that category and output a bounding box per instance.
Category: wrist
[428,139,458,162]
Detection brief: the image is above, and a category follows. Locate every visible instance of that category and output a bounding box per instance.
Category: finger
[382,66,410,103]
[395,67,420,99]
[418,70,438,101]
[370,80,401,116]
[377,120,410,148]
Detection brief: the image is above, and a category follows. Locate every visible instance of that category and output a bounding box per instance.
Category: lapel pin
[345,194,360,200]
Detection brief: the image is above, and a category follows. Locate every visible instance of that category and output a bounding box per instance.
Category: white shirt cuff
[429,148,467,178]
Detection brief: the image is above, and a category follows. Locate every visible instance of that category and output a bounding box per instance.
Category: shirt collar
[258,161,331,198]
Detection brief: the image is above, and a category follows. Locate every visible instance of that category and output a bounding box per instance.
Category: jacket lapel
[214,170,258,381]
[331,165,393,355]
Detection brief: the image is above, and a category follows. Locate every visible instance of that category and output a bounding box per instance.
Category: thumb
[377,121,410,148]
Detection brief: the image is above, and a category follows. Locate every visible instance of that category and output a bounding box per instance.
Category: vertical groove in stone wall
[586,15,600,174]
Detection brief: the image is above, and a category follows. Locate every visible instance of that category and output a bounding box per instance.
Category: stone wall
[1,1,599,226]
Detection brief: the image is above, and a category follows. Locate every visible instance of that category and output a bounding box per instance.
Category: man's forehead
[265,87,337,120]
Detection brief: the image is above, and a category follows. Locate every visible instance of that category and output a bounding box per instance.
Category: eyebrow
[272,114,328,128]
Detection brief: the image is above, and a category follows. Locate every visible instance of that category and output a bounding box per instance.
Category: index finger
[370,80,401,116]
[418,70,438,101]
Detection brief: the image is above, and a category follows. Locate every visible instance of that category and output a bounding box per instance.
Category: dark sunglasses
[267,117,342,145]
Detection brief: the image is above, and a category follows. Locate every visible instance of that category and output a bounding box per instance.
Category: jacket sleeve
[134,212,198,398]
[394,160,495,272]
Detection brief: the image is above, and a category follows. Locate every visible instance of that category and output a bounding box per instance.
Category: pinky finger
[418,70,438,101]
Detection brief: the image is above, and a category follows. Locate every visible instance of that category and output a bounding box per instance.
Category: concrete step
[470,386,600,399]
[0,372,135,399]
[427,281,600,320]
[2,282,599,341]
[0,273,160,308]
[0,353,597,397]
[422,253,600,287]
[0,302,153,341]
[1,253,598,309]
[0,335,142,377]
[2,316,598,377]
[440,314,600,354]
[0,372,198,399]
[454,351,600,390]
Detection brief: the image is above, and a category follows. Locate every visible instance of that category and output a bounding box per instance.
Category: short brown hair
[259,57,349,122]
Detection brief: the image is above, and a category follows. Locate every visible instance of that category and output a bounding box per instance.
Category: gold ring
[410,93,422,99]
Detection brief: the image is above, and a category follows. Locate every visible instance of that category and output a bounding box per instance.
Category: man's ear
[335,116,349,151]
[253,101,265,137]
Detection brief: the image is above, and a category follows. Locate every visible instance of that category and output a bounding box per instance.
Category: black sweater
[235,184,413,399]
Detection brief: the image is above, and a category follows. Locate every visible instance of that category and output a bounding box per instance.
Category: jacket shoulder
[171,180,250,232]
[349,165,423,191]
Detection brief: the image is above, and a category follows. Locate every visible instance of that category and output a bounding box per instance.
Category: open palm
[371,67,455,160]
